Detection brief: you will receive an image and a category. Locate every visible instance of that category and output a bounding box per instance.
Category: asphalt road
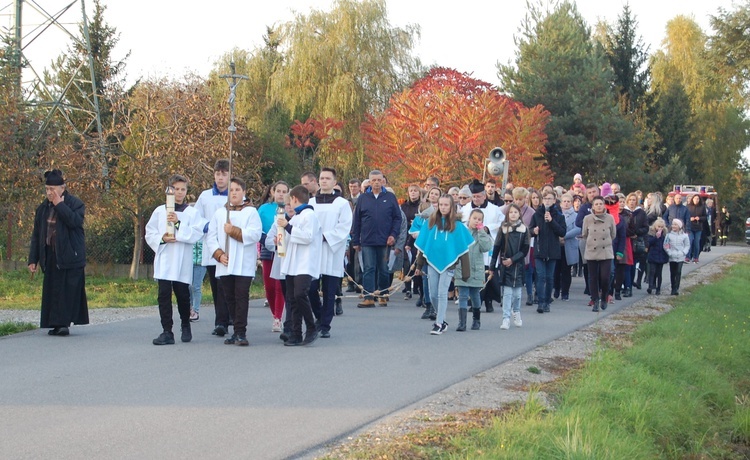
[1,245,745,459]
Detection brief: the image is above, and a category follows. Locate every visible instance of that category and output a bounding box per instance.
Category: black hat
[468,179,485,194]
[603,194,619,205]
[44,169,65,186]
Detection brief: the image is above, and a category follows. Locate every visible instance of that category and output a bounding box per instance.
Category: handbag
[634,236,646,255]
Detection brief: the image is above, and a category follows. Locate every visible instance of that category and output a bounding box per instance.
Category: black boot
[615,291,622,301]
[592,300,600,312]
[428,304,437,321]
[623,288,632,298]
[485,300,494,313]
[456,309,467,331]
[471,308,481,330]
[420,305,431,320]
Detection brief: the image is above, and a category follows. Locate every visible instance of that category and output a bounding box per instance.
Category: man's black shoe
[237,336,249,346]
[153,331,175,345]
[181,325,192,343]
[213,325,227,337]
[346,284,356,292]
[284,335,303,346]
[543,304,550,313]
[320,330,331,338]
[49,326,70,336]
[224,334,238,345]
[302,329,319,345]
[279,332,289,342]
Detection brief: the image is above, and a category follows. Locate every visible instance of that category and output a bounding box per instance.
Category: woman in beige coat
[581,196,616,312]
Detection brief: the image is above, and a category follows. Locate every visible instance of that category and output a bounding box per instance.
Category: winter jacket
[582,212,616,261]
[489,221,530,288]
[647,233,669,264]
[664,230,690,262]
[664,203,690,227]
[686,202,707,232]
[401,198,421,249]
[351,189,402,247]
[29,191,86,271]
[615,210,632,265]
[562,207,581,265]
[455,227,493,287]
[529,204,566,260]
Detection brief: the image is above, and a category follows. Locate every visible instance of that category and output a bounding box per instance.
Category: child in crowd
[145,174,205,345]
[664,218,690,295]
[276,185,322,346]
[454,209,493,331]
[206,177,262,347]
[646,217,668,295]
[490,204,530,330]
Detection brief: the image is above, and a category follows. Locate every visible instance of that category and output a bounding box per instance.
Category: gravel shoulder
[313,254,741,459]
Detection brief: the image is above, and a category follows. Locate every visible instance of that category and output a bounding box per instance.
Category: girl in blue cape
[414,195,474,335]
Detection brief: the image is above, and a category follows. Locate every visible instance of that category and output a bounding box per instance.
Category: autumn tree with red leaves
[361,67,553,189]
[286,117,356,172]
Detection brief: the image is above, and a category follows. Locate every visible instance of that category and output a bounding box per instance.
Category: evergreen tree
[604,4,650,113]
[498,1,649,190]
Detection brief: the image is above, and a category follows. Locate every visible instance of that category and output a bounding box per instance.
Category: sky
[4,0,738,87]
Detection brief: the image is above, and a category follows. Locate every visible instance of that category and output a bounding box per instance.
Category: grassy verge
[0,321,37,336]
[331,257,750,459]
[0,269,266,309]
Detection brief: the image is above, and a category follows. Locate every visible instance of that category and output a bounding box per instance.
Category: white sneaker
[272,318,282,332]
[513,312,523,327]
[501,318,510,330]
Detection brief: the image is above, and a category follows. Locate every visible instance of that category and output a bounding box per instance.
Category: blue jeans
[422,264,431,306]
[458,286,481,311]
[361,245,390,301]
[525,264,534,298]
[688,230,702,260]
[535,259,557,307]
[502,286,523,320]
[190,265,206,313]
[428,267,454,326]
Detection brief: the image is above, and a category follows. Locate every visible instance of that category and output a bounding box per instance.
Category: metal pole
[80,0,109,189]
[219,61,248,254]
[13,0,23,93]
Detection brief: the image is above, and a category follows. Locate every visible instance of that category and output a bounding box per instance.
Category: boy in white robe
[308,168,352,338]
[194,159,230,336]
[206,177,262,346]
[145,174,205,345]
[276,185,322,346]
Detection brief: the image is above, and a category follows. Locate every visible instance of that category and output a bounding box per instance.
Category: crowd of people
[28,164,724,344]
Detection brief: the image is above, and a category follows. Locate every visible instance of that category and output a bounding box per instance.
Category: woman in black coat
[528,191,566,314]
[28,170,89,336]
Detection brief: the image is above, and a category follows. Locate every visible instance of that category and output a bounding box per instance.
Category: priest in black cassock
[28,169,89,336]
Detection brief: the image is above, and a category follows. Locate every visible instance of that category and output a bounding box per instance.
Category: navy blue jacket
[647,233,669,264]
[351,189,403,247]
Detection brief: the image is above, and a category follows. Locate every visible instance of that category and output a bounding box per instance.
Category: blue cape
[414,219,474,273]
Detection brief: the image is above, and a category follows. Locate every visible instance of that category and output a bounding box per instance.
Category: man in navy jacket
[351,170,402,307]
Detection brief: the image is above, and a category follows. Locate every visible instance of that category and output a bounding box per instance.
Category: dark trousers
[206,265,230,328]
[309,274,340,332]
[220,275,253,336]
[287,274,315,337]
[587,260,612,303]
[648,262,663,291]
[553,252,571,295]
[614,264,627,294]
[669,261,684,293]
[535,259,557,306]
[157,279,190,331]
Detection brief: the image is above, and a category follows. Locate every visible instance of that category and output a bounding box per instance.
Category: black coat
[529,204,566,260]
[29,191,86,271]
[490,222,530,288]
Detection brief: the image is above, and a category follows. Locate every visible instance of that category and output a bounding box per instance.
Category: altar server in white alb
[206,177,262,347]
[194,159,231,336]
[308,167,352,339]
[146,174,206,346]
[277,185,322,346]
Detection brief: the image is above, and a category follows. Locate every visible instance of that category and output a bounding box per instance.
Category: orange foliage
[287,117,356,171]
[361,67,553,189]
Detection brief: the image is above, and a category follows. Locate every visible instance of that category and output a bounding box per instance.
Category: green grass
[0,321,36,336]
[0,269,266,309]
[439,257,750,459]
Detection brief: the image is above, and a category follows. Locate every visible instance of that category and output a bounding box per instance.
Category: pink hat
[600,182,612,197]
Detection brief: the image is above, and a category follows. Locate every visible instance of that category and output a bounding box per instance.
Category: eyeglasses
[459,196,469,200]
[504,199,513,203]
